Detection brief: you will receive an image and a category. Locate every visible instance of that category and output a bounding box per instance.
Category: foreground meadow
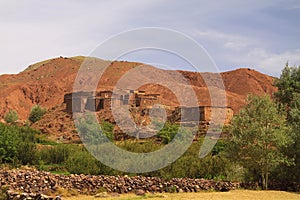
[65,190,300,200]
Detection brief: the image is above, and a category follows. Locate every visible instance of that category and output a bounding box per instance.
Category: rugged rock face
[0,169,239,197]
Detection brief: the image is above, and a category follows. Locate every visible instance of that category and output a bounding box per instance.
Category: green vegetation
[226,95,292,190]
[4,110,18,124]
[156,123,179,144]
[0,123,38,165]
[0,121,231,179]
[23,58,54,72]
[273,64,300,184]
[29,105,46,123]
[77,114,114,144]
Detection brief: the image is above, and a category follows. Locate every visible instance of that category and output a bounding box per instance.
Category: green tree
[0,123,38,165]
[274,65,300,183]
[4,110,18,124]
[29,105,46,123]
[227,95,292,190]
[0,124,18,163]
[274,64,300,116]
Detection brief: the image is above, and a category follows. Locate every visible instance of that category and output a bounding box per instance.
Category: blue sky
[0,0,300,76]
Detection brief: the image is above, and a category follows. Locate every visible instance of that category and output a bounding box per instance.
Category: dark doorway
[97,99,104,110]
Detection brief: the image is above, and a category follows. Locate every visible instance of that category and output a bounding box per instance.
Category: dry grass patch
[65,190,300,200]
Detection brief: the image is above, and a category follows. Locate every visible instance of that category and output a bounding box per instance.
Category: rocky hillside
[0,56,276,119]
[0,56,277,142]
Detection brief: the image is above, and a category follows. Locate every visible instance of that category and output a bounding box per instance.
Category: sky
[0,0,300,77]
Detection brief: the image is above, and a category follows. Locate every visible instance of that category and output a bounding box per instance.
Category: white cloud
[258,49,300,75]
[190,28,300,76]
[221,48,300,76]
[192,29,258,51]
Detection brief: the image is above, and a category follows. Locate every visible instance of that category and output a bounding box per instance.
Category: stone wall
[0,169,239,199]
[6,190,61,200]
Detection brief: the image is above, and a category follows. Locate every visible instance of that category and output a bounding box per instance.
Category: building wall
[64,91,94,113]
[65,98,72,113]
[86,97,96,111]
[65,97,87,113]
[203,107,233,124]
[64,90,161,113]
[170,106,233,124]
[103,99,111,110]
[180,107,202,122]
[139,97,159,109]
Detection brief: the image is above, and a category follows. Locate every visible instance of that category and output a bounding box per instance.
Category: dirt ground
[65,190,300,200]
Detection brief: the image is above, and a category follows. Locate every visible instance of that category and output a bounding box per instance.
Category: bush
[38,144,75,165]
[77,114,114,144]
[0,123,38,165]
[157,123,180,144]
[29,105,46,123]
[0,124,19,163]
[4,110,18,124]
[100,121,114,141]
[64,148,100,175]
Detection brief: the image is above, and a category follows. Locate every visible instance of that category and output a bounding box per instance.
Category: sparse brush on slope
[29,105,46,123]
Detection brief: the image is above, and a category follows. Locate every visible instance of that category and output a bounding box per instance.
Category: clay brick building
[64,91,233,125]
[64,90,160,113]
[170,106,234,125]
[64,91,94,113]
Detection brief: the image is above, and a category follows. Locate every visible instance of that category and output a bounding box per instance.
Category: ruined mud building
[64,90,234,124]
[169,106,234,125]
[64,90,160,113]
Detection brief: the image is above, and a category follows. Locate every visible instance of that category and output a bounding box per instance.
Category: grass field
[65,190,300,200]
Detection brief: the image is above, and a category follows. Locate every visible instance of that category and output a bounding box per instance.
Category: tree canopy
[274,64,300,182]
[227,95,292,190]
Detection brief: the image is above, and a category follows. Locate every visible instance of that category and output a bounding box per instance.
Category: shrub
[157,123,179,144]
[0,124,18,163]
[4,110,18,124]
[64,148,100,175]
[29,105,46,123]
[100,121,114,141]
[17,141,37,165]
[38,144,75,165]
[0,123,38,165]
[77,114,114,144]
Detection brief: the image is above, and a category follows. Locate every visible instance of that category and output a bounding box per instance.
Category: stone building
[85,91,113,111]
[170,106,234,125]
[64,91,94,113]
[64,90,161,113]
[64,91,233,125]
